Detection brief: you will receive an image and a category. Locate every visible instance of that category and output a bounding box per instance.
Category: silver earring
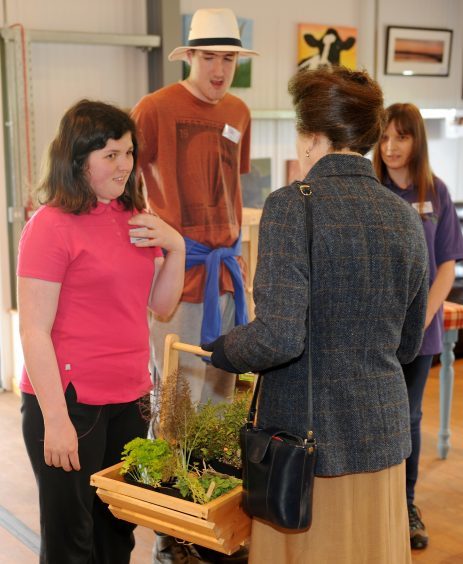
[305,148,311,159]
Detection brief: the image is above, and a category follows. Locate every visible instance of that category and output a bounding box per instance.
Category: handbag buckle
[304,430,317,453]
[299,183,312,196]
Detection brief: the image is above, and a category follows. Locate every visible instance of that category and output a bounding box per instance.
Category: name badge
[222,124,241,144]
[412,201,433,214]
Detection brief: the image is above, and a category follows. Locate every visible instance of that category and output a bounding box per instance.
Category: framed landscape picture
[385,26,452,76]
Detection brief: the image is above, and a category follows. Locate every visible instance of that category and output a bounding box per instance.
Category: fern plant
[119,370,250,504]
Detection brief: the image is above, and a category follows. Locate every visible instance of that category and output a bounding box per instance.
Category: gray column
[147,0,182,92]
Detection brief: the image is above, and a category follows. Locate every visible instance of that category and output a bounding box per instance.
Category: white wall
[181,0,366,187]
[0,48,12,390]
[376,0,463,200]
[5,0,463,208]
[181,0,463,108]
[4,0,150,180]
[182,0,362,110]
[377,0,462,109]
[180,0,463,194]
[0,0,150,389]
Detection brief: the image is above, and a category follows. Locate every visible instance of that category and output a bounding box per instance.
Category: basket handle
[162,334,212,386]
[170,340,212,358]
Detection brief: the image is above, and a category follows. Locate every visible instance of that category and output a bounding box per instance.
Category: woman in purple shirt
[373,102,463,550]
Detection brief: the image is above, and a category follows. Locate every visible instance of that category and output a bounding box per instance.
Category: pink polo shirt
[17,201,162,405]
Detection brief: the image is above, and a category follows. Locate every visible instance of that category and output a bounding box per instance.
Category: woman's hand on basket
[201,336,240,373]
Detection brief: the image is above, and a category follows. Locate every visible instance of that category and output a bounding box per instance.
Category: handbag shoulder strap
[246,182,315,441]
[299,182,314,438]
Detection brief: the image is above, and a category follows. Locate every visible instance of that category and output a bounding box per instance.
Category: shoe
[408,504,428,549]
[153,533,202,563]
[194,544,248,563]
[153,534,248,563]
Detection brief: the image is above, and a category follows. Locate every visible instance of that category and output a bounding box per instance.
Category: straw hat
[168,8,259,62]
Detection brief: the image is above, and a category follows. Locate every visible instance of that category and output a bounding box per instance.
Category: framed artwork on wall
[286,159,302,184]
[385,26,452,77]
[297,24,357,71]
[240,158,271,208]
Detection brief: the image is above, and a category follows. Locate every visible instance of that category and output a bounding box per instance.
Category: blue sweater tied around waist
[184,235,248,348]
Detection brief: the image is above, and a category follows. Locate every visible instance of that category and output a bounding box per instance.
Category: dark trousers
[402,354,433,505]
[21,384,150,564]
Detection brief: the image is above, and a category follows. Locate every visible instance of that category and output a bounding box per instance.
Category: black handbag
[239,182,317,530]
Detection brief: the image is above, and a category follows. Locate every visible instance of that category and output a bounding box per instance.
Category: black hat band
[188,37,242,47]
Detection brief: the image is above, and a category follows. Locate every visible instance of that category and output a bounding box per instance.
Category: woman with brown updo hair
[203,67,428,563]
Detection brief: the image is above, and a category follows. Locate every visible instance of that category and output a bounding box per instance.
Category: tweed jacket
[225,154,429,476]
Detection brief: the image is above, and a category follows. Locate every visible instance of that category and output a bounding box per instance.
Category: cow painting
[298,25,357,71]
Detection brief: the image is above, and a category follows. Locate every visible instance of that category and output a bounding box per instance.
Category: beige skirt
[248,461,411,564]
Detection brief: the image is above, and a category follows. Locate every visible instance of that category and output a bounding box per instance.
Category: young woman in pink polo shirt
[17,99,185,564]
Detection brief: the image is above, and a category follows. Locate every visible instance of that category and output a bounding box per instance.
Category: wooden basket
[90,334,251,555]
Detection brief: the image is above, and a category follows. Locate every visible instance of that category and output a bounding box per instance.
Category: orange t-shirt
[132,83,251,302]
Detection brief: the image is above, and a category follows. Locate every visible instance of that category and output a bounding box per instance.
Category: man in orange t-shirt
[132,8,259,407]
